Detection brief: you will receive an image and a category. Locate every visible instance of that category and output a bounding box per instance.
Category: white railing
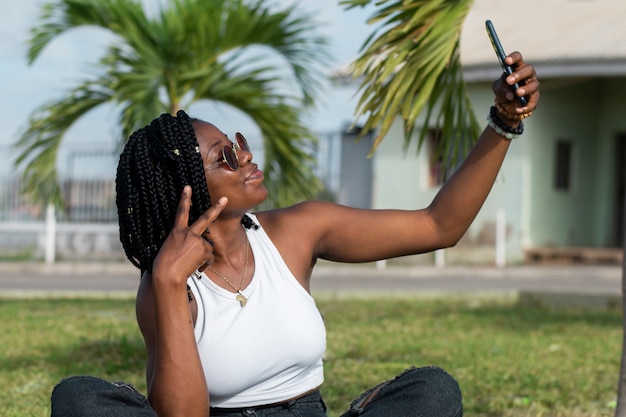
[0,132,343,262]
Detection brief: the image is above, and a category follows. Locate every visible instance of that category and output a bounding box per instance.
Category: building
[336,0,626,265]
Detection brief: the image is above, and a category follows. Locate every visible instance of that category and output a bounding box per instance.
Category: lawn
[0,296,621,417]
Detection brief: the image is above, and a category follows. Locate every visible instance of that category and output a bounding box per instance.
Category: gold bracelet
[495,102,533,121]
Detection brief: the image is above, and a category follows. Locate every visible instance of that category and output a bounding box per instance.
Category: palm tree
[14,0,330,209]
[341,0,479,170]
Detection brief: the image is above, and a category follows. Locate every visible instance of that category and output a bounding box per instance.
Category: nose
[238,148,253,165]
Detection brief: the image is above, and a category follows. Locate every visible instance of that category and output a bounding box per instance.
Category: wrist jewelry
[495,102,533,121]
[487,106,524,140]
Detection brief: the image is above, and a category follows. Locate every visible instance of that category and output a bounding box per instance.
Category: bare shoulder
[252,201,346,240]
[253,201,346,281]
[255,200,345,232]
[256,200,434,263]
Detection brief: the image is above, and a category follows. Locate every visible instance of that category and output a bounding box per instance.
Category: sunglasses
[204,132,250,171]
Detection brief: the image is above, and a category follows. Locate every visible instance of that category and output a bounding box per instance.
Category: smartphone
[485,20,527,106]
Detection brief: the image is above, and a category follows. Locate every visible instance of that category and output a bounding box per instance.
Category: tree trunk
[616,270,626,415]
[615,194,626,416]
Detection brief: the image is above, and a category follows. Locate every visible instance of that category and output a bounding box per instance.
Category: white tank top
[186,214,326,408]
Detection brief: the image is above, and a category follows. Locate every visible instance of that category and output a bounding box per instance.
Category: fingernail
[219,196,228,205]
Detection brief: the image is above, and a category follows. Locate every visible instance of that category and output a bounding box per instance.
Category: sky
[0,0,378,176]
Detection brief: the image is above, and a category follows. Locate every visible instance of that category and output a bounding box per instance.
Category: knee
[415,366,461,392]
[51,375,152,417]
[51,376,101,416]
[400,366,463,416]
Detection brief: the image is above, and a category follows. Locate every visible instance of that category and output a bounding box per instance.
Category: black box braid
[116,110,213,273]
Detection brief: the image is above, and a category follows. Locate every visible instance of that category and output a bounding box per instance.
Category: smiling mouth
[246,166,264,182]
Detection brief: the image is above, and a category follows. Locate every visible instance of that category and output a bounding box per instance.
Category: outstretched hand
[492,51,540,118]
[152,185,228,284]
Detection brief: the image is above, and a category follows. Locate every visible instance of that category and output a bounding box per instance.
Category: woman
[51,51,539,417]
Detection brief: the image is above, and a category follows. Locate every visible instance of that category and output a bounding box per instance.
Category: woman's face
[192,120,268,215]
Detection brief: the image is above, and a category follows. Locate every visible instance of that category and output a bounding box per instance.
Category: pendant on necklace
[236,291,247,307]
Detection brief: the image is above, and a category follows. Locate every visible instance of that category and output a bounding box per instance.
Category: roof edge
[463,59,626,82]
[330,59,626,86]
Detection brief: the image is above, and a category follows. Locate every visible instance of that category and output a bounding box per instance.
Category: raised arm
[428,51,538,239]
[260,52,539,269]
[136,186,227,417]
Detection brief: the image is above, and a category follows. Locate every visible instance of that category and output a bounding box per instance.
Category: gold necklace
[208,238,249,307]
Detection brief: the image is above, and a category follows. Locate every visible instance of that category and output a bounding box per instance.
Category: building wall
[595,78,626,246]
[524,79,600,247]
[463,86,526,262]
[369,77,626,264]
[526,78,626,249]
[369,85,525,264]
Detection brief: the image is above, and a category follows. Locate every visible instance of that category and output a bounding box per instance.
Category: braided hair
[115,110,256,273]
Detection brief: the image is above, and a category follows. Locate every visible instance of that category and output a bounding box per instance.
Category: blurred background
[1,0,625,268]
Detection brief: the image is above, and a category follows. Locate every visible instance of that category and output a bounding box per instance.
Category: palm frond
[341,0,479,168]
[193,65,322,206]
[28,0,146,64]
[13,83,113,206]
[19,0,332,209]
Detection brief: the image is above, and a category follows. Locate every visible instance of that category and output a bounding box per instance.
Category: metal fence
[0,131,342,223]
[0,131,342,261]
[0,149,119,223]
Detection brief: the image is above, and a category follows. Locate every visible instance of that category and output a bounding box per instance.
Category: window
[554,140,572,190]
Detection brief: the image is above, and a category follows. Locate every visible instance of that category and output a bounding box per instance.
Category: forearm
[149,279,209,417]
[427,125,512,245]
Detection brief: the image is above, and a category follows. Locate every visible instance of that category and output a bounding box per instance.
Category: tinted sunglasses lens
[235,132,250,152]
[223,146,239,170]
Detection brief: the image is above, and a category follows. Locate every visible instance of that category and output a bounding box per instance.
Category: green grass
[0,297,621,417]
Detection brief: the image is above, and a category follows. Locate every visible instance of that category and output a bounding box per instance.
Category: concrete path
[0,262,621,305]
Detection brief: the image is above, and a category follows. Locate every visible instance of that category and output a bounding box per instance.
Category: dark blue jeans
[51,367,462,417]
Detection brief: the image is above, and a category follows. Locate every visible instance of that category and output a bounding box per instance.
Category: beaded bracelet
[487,106,523,139]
